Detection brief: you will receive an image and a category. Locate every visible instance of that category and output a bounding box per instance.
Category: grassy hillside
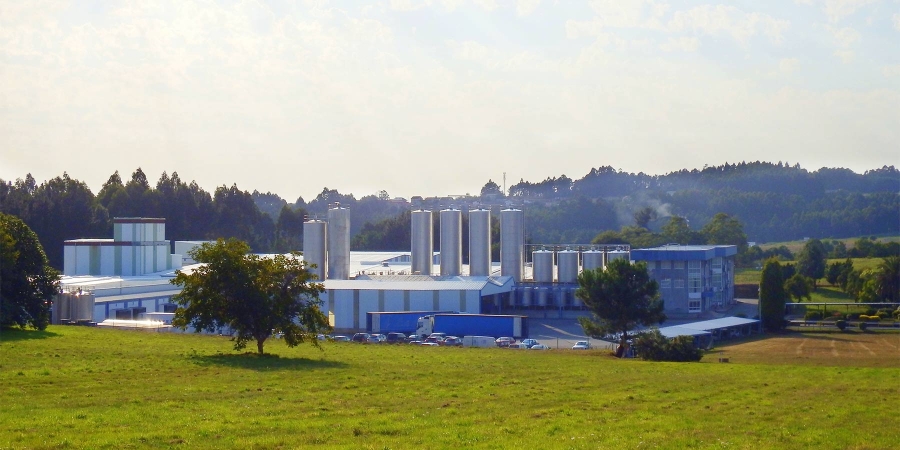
[2,326,898,449]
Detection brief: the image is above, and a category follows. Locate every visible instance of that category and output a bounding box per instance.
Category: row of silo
[302,205,350,281]
[514,285,582,309]
[529,248,630,283]
[409,208,524,278]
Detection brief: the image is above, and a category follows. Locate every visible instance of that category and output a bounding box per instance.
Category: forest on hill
[0,162,897,270]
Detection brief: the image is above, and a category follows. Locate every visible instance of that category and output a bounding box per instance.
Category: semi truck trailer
[415,313,528,340]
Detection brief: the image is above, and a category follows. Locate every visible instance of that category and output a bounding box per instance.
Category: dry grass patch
[709,331,900,368]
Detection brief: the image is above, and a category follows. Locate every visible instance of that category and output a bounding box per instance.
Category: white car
[530,344,550,350]
[572,341,591,350]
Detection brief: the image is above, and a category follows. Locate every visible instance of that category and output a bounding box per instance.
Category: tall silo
[440,209,462,276]
[582,250,604,273]
[570,286,582,308]
[327,206,350,280]
[411,210,433,276]
[500,209,524,282]
[536,286,549,307]
[532,250,554,283]
[606,250,629,267]
[303,219,327,281]
[520,285,532,308]
[558,250,580,284]
[468,209,491,276]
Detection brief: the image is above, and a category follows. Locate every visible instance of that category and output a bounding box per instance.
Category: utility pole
[503,172,506,196]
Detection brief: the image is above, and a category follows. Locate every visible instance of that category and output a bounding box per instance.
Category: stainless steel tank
[440,209,461,276]
[537,286,549,307]
[521,285,532,308]
[303,220,327,281]
[554,285,567,308]
[468,209,491,276]
[532,250,554,283]
[557,250,579,283]
[606,250,629,267]
[570,286,582,308]
[500,209,524,281]
[582,250,604,273]
[411,210,433,276]
[327,206,350,280]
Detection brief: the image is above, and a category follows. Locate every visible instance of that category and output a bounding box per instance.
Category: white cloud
[779,57,800,74]
[883,64,900,77]
[659,36,699,52]
[893,13,900,31]
[668,5,790,45]
[516,0,541,16]
[472,0,499,12]
[390,0,432,11]
[829,26,860,63]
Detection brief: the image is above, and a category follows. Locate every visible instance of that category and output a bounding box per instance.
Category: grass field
[2,326,898,449]
[758,236,900,255]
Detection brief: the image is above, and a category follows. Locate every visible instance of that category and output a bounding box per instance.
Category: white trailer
[462,335,496,348]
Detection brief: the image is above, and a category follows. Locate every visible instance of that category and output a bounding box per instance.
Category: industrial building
[55,208,737,333]
[631,244,738,316]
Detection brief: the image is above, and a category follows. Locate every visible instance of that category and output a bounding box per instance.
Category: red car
[495,337,516,348]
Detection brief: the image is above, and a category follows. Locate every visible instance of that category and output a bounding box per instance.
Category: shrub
[633,330,703,362]
[859,322,869,331]
[835,320,847,331]
[830,312,845,320]
[847,313,860,320]
[804,311,823,321]
[865,308,877,316]
[875,309,891,319]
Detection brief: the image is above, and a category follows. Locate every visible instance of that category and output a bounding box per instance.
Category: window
[674,279,685,289]
[660,278,671,288]
[660,261,671,270]
[688,298,701,313]
[712,257,723,272]
[673,261,684,270]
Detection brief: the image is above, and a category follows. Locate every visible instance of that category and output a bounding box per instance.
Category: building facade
[630,245,737,316]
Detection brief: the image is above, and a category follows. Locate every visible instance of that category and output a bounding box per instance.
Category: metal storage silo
[327,206,350,280]
[468,209,491,276]
[440,209,462,276]
[532,250,554,283]
[558,250,579,283]
[411,210,433,276]
[554,285,567,308]
[303,220,327,281]
[500,209,524,282]
[536,286,549,307]
[582,250,604,273]
[570,287,582,308]
[521,285,532,308]
[606,250,629,267]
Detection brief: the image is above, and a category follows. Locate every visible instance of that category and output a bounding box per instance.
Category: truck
[366,311,455,335]
[414,314,528,340]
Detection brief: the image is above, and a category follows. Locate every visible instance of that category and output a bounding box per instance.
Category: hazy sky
[2,0,899,202]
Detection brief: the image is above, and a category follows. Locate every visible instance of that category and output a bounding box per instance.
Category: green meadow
[1,326,898,449]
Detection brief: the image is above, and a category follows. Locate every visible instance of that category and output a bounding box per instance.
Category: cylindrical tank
[303,220,327,281]
[500,209,524,282]
[468,209,491,276]
[532,250,554,283]
[327,206,350,280]
[557,250,579,283]
[411,210,433,276]
[582,250,604,273]
[536,287,549,307]
[570,287,582,308]
[606,250,629,267]
[521,286,532,308]
[440,209,462,276]
[76,294,93,321]
[554,285,567,308]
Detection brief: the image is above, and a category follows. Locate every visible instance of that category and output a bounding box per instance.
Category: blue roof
[631,245,737,261]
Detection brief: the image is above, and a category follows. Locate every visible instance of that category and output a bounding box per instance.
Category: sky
[2,0,899,202]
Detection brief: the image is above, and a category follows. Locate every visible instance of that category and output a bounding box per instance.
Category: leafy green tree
[701,213,748,253]
[759,258,787,332]
[633,206,657,228]
[575,259,665,357]
[661,216,705,245]
[480,180,502,197]
[1,213,60,330]
[784,274,813,302]
[633,329,703,362]
[796,239,827,289]
[874,256,899,303]
[170,238,331,354]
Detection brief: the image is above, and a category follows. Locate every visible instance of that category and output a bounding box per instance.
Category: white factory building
[55,207,654,332]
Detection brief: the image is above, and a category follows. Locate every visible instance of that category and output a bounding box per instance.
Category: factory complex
[54,207,738,335]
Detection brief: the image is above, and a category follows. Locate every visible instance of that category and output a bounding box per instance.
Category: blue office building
[630,245,738,316]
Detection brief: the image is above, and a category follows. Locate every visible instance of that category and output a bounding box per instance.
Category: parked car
[495,337,516,348]
[507,343,528,349]
[529,344,550,350]
[331,335,351,342]
[424,336,443,345]
[520,338,539,348]
[572,341,591,350]
[316,334,327,341]
[386,332,407,344]
[368,334,387,343]
[441,336,463,347]
[351,333,371,343]
[405,334,422,343]
[420,342,439,346]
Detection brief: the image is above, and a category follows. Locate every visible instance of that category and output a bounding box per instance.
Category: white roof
[324,275,514,294]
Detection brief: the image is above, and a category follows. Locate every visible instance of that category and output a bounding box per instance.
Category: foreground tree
[1,213,60,330]
[759,258,787,332]
[575,258,665,357]
[170,239,331,354]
